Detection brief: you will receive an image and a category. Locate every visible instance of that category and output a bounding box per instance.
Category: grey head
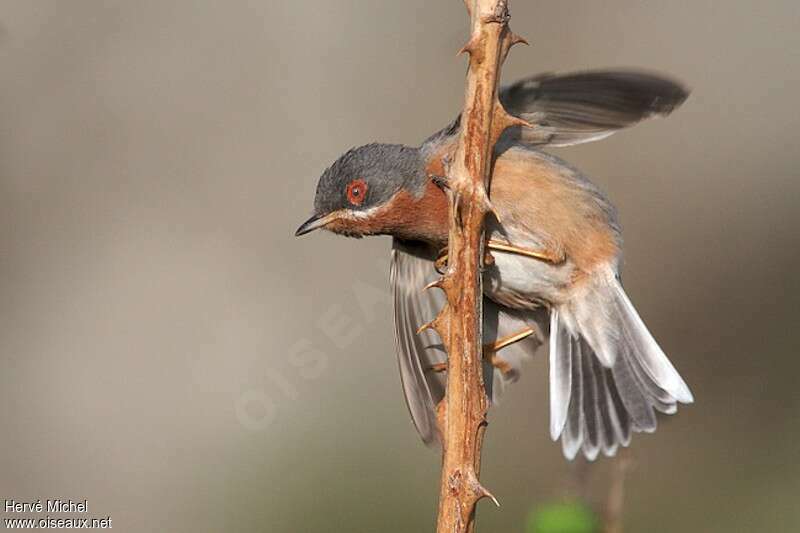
[295,143,426,238]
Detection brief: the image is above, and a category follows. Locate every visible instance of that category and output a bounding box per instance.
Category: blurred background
[1,1,798,532]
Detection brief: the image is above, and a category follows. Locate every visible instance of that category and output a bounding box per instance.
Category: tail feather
[579,340,602,460]
[550,268,692,460]
[613,283,694,403]
[611,343,658,431]
[561,336,631,460]
[621,334,677,414]
[603,368,632,448]
[593,359,623,456]
[570,282,619,367]
[549,309,572,439]
[563,336,583,459]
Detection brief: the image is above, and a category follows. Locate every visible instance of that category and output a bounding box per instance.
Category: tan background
[1,1,798,532]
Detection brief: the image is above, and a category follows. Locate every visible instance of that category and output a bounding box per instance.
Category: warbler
[296,70,692,460]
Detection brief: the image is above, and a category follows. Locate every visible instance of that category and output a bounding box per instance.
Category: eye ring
[346,179,368,206]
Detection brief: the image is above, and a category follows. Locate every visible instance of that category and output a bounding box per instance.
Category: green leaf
[526,501,599,533]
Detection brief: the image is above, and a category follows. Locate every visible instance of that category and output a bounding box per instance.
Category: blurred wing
[390,239,447,446]
[498,70,689,147]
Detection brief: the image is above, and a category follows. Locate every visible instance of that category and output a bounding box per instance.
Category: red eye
[346,179,367,206]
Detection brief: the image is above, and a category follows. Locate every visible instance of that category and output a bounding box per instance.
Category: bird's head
[295,143,437,240]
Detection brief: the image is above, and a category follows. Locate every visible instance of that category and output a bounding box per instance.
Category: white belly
[483,250,575,310]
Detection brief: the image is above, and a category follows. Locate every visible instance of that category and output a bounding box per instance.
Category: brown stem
[430,1,526,532]
[604,449,633,533]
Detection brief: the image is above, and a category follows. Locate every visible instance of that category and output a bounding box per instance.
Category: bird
[295,70,693,460]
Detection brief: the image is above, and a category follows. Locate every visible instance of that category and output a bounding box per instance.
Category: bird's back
[489,145,622,280]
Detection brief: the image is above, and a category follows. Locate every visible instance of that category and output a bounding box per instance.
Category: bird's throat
[359,179,449,245]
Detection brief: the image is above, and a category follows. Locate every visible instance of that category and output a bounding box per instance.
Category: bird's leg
[484,327,536,376]
[436,240,563,275]
[487,240,565,265]
[435,246,496,274]
[427,327,536,375]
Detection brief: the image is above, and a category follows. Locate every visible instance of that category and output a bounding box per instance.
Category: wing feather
[423,69,688,151]
[499,70,689,147]
[390,239,446,445]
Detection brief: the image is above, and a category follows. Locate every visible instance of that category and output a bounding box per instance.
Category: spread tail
[549,268,693,460]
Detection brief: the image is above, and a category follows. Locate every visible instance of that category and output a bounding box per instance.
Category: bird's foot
[425,327,536,376]
[428,362,448,373]
[484,352,513,375]
[434,247,496,274]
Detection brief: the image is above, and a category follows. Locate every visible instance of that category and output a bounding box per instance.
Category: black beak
[295,213,331,236]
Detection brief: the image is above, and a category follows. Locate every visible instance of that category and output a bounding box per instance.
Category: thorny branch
[426,1,528,532]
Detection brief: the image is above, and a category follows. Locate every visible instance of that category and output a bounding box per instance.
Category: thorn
[416,314,448,336]
[478,484,501,508]
[497,109,533,130]
[488,202,504,225]
[457,37,477,56]
[491,106,535,141]
[510,32,529,46]
[472,188,494,218]
[422,278,445,292]
[434,309,451,334]
[478,192,494,215]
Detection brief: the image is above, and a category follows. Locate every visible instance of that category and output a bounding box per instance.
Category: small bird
[296,70,693,460]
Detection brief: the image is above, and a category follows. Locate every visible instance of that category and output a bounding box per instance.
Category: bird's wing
[499,70,688,147]
[423,70,688,150]
[390,238,447,446]
[390,239,549,446]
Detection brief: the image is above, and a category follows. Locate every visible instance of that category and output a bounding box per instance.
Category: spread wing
[499,70,688,147]
[423,69,688,150]
[390,239,447,445]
